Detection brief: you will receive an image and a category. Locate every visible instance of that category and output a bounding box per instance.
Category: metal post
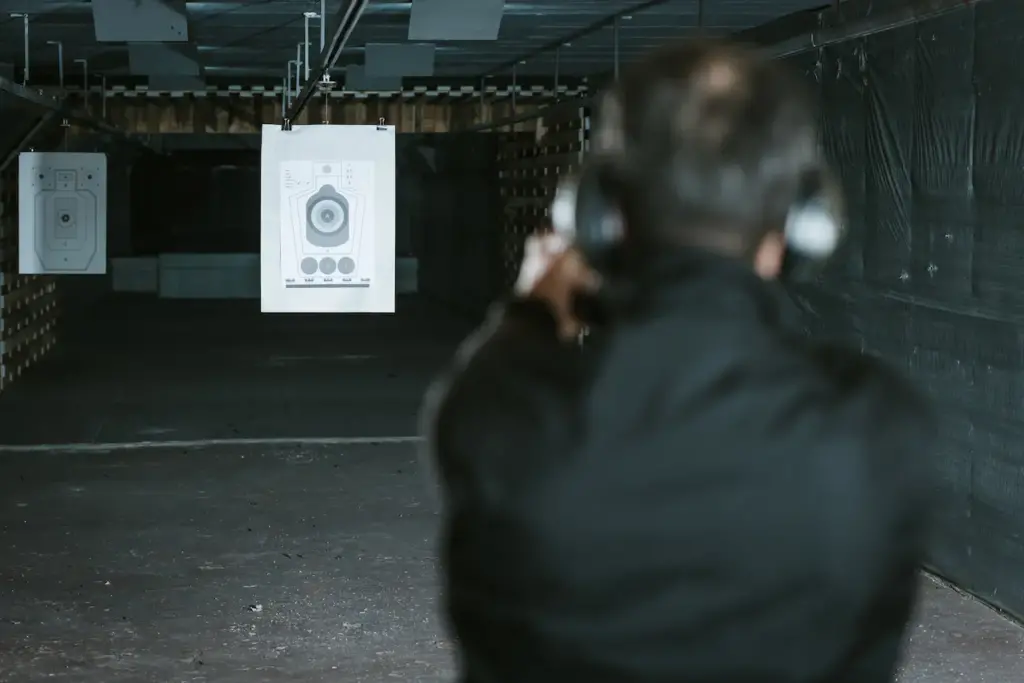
[9,13,29,84]
[287,60,297,106]
[74,58,88,92]
[47,40,64,89]
[479,77,486,122]
[320,0,327,50]
[101,74,107,119]
[282,77,287,112]
[304,11,318,82]
[74,58,88,113]
[613,18,620,79]
[554,47,561,96]
[295,43,303,90]
[511,64,518,112]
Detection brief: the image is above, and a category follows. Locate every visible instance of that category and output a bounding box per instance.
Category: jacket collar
[591,242,799,331]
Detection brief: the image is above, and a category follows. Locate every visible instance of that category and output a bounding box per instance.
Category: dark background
[414,1,1024,621]
[9,0,1023,623]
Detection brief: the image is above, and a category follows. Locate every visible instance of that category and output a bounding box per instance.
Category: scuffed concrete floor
[899,577,1024,682]
[0,443,1021,683]
[0,443,454,683]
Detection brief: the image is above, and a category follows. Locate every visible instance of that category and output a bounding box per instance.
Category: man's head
[592,39,825,278]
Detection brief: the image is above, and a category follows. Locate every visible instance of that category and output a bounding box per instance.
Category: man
[423,39,934,683]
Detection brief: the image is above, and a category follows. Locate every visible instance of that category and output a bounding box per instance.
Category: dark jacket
[423,246,934,683]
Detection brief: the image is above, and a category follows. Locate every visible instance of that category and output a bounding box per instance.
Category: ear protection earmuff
[551,160,845,280]
[550,162,623,252]
[778,166,845,281]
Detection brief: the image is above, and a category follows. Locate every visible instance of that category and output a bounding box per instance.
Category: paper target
[260,125,396,313]
[18,152,108,275]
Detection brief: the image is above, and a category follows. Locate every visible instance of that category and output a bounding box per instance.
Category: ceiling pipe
[283,0,369,126]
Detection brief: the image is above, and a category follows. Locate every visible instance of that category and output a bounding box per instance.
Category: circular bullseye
[310,198,346,234]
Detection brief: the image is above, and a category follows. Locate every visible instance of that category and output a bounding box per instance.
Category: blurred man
[423,39,934,683]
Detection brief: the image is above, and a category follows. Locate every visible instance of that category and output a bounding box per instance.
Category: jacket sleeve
[419,298,578,506]
[801,345,937,681]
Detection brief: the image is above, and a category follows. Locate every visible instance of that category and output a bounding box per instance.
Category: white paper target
[260,125,396,313]
[18,152,108,275]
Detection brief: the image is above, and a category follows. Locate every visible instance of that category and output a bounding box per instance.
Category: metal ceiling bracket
[304,11,320,82]
[613,18,620,79]
[511,65,518,112]
[320,0,327,52]
[478,77,486,121]
[554,48,561,97]
[74,59,88,93]
[47,41,64,90]
[286,60,297,109]
[284,0,370,125]
[9,13,29,85]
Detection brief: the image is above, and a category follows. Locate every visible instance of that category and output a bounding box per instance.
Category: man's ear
[753,230,786,280]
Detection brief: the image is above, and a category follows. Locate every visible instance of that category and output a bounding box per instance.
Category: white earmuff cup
[785,202,840,260]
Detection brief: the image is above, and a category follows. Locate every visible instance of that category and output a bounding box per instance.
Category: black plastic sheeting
[786,1,1024,619]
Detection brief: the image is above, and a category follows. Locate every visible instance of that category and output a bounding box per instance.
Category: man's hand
[514,233,601,341]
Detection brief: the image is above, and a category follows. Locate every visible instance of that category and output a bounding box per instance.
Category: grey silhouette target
[19,152,108,275]
[278,160,376,288]
[306,184,350,247]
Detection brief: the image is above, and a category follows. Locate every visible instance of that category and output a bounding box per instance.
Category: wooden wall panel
[99,95,549,134]
[496,107,590,288]
[0,163,59,395]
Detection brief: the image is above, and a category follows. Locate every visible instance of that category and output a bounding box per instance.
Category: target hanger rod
[284,0,369,125]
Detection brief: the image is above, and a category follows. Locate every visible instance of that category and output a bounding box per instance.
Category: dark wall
[129,134,440,258]
[130,149,261,254]
[785,1,1024,618]
[411,133,503,321]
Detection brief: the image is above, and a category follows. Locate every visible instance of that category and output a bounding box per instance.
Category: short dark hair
[594,39,822,254]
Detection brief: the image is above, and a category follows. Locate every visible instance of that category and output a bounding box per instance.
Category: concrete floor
[0,296,467,445]
[0,295,1021,682]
